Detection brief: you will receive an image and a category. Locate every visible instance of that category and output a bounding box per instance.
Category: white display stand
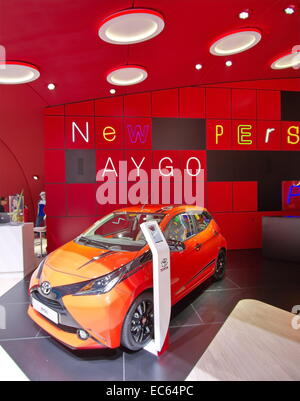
[0,223,35,276]
[140,220,171,356]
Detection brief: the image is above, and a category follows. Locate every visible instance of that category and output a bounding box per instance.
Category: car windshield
[76,212,165,251]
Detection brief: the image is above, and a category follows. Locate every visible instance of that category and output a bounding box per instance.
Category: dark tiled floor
[1,249,300,381]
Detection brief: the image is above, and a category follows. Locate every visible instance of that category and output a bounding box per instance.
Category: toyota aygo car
[28,205,227,351]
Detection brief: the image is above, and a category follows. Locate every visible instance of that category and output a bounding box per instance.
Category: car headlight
[75,260,137,296]
[36,258,46,279]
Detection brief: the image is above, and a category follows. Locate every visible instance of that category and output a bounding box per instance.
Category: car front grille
[32,290,64,311]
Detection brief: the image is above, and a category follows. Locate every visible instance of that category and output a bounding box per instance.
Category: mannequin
[35,191,46,227]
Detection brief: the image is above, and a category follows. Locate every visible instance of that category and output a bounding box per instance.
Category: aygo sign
[69,119,205,207]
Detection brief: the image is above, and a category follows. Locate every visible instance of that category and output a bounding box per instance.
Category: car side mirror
[167,239,185,252]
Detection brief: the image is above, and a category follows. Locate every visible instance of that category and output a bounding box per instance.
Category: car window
[79,212,165,251]
[192,211,212,233]
[164,213,196,242]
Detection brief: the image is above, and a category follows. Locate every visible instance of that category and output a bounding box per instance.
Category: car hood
[45,240,139,280]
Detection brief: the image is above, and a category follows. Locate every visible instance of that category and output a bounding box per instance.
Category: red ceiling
[1,0,300,105]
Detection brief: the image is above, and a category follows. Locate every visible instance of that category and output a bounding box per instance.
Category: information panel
[140,220,171,354]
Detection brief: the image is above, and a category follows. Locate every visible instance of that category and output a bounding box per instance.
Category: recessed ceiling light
[271,51,300,69]
[32,175,39,181]
[110,88,116,94]
[107,65,147,86]
[0,61,40,84]
[99,8,165,45]
[225,60,233,67]
[195,64,202,70]
[239,11,250,19]
[47,83,55,90]
[284,6,295,14]
[210,29,262,56]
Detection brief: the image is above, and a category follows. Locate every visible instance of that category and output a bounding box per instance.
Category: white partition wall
[0,223,35,276]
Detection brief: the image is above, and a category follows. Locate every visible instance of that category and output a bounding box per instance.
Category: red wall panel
[206,119,232,150]
[45,105,64,116]
[45,150,66,183]
[95,117,124,149]
[67,183,97,216]
[65,117,95,149]
[95,96,123,116]
[44,116,65,149]
[231,120,257,150]
[152,89,179,118]
[47,216,96,252]
[257,90,281,120]
[179,87,205,118]
[124,118,152,149]
[214,212,262,250]
[257,121,281,150]
[124,150,153,176]
[65,100,94,116]
[45,183,67,217]
[96,150,124,181]
[206,88,231,119]
[281,121,300,150]
[207,182,233,212]
[233,182,257,212]
[124,92,151,117]
[232,89,257,120]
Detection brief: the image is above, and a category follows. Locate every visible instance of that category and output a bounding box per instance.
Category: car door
[163,212,198,302]
[186,210,219,287]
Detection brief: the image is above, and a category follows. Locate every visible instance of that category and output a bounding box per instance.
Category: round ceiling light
[239,11,250,19]
[210,29,262,56]
[0,61,40,84]
[284,6,295,14]
[99,8,165,45]
[107,65,147,86]
[271,51,300,69]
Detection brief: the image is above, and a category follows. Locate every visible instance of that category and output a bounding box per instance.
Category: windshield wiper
[78,236,113,250]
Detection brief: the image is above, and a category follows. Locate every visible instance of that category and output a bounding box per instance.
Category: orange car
[28,205,227,351]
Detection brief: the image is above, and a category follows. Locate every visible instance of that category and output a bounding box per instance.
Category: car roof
[113,205,207,215]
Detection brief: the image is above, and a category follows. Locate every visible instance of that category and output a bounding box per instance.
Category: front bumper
[28,305,105,350]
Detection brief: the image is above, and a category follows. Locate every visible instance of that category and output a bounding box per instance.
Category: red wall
[44,87,300,251]
[0,85,46,222]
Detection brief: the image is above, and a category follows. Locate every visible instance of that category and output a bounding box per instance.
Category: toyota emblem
[41,281,51,296]
[161,258,168,269]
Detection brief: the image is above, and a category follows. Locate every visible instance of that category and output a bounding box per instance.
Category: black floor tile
[204,276,240,291]
[170,304,202,327]
[124,324,222,381]
[191,287,262,324]
[2,338,124,381]
[0,303,39,340]
[0,279,30,304]
[227,263,300,289]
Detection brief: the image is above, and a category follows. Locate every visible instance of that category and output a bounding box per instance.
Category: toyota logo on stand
[41,281,51,296]
[160,258,169,272]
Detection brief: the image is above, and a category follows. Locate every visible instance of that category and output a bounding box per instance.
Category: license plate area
[32,297,59,324]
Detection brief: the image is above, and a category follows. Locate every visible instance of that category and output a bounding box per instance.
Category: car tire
[213,249,226,281]
[121,291,154,351]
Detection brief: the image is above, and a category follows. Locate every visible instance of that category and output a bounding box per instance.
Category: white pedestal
[0,223,35,276]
